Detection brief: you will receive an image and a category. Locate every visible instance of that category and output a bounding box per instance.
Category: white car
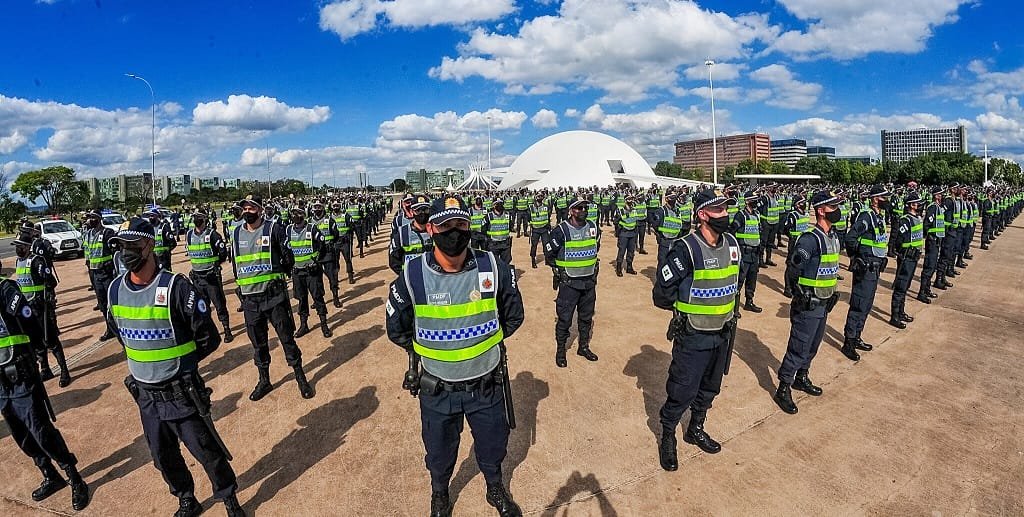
[101,212,126,232]
[34,219,84,259]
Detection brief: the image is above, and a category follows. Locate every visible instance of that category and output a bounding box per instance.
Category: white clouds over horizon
[192,95,331,131]
[319,0,516,41]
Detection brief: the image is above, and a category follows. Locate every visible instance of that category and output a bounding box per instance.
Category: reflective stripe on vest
[618,210,638,230]
[555,221,598,277]
[658,207,683,239]
[288,225,315,267]
[85,229,112,267]
[470,210,486,232]
[797,227,840,299]
[186,229,217,271]
[789,214,810,237]
[317,218,334,242]
[15,258,43,298]
[487,215,510,240]
[735,212,760,246]
[903,216,924,249]
[111,271,191,383]
[672,233,738,331]
[530,206,550,228]
[406,250,502,382]
[401,224,432,264]
[153,224,169,254]
[234,222,282,294]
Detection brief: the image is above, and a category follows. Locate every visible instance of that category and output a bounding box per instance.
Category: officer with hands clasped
[653,189,739,471]
[185,210,234,343]
[105,217,243,517]
[386,195,525,517]
[841,185,891,361]
[773,190,844,415]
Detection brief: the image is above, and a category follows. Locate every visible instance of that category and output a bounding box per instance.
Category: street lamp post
[125,73,157,205]
[486,114,492,171]
[265,141,272,199]
[705,60,718,185]
[983,144,990,184]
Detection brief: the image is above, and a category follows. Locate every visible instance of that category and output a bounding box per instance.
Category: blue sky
[1,0,1022,187]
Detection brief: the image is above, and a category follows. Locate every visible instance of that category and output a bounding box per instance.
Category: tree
[0,194,27,234]
[769,162,791,175]
[389,178,408,191]
[653,161,684,178]
[10,165,83,214]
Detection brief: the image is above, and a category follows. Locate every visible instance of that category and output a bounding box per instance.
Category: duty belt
[139,379,189,402]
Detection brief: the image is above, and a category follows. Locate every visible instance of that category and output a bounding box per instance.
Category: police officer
[332,202,357,285]
[773,190,844,414]
[980,189,995,250]
[653,190,739,470]
[313,201,344,307]
[842,185,891,361]
[919,186,947,300]
[731,190,763,314]
[13,231,72,387]
[106,217,244,517]
[528,193,552,269]
[758,185,781,267]
[484,198,513,265]
[470,196,489,251]
[649,192,684,268]
[389,195,433,275]
[287,207,332,339]
[513,189,531,238]
[83,210,118,341]
[386,195,525,517]
[391,193,415,240]
[889,192,924,328]
[186,210,234,342]
[781,194,810,298]
[146,209,177,271]
[545,196,600,368]
[232,196,313,401]
[613,196,640,276]
[346,198,367,258]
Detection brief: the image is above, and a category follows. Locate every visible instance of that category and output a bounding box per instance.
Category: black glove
[825,292,840,313]
[667,313,687,341]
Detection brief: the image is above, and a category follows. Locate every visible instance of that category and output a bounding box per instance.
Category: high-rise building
[673,133,771,181]
[770,139,807,170]
[191,176,221,191]
[221,178,241,189]
[881,125,967,163]
[156,174,192,199]
[806,146,836,160]
[405,168,466,191]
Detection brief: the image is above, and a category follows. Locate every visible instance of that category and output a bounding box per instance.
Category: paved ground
[1,220,1021,516]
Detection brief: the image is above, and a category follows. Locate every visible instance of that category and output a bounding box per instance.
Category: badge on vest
[260,236,270,247]
[204,235,210,243]
[305,231,312,239]
[427,292,451,306]
[479,272,495,293]
[703,257,720,269]
[155,287,169,306]
[468,290,481,301]
[729,246,739,263]
[589,227,597,237]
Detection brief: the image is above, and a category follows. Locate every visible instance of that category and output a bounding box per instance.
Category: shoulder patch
[196,298,207,313]
[661,264,674,281]
[20,305,32,318]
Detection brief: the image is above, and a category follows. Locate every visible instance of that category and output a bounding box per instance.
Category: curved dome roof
[499,130,660,191]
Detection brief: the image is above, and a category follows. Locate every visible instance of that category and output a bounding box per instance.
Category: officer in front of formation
[648,191,685,268]
[312,201,345,307]
[13,231,72,387]
[105,217,244,517]
[185,210,234,343]
[1,273,89,511]
[918,186,947,301]
[83,210,118,341]
[545,196,601,368]
[842,185,891,361]
[889,192,925,328]
[146,209,178,271]
[613,196,640,276]
[232,196,313,401]
[730,189,764,314]
[484,198,514,265]
[389,194,433,274]
[286,207,333,338]
[653,189,739,471]
[773,190,844,415]
[528,193,552,269]
[386,195,525,517]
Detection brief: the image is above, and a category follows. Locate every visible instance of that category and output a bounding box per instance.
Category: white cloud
[574,103,732,162]
[682,62,746,82]
[771,0,972,60]
[0,130,29,154]
[771,112,966,157]
[319,0,516,41]
[564,108,580,118]
[192,95,331,131]
[430,0,779,102]
[926,63,1024,154]
[748,64,822,110]
[531,109,558,129]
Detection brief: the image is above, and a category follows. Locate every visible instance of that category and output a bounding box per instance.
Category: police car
[34,218,84,259]
[100,210,127,232]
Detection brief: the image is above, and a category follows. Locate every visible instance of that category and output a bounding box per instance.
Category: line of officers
[3,193,395,516]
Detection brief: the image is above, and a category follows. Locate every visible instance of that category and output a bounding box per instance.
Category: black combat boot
[99,328,116,341]
[625,264,637,275]
[659,426,678,471]
[333,290,342,308]
[773,382,798,414]
[888,317,907,329]
[319,314,333,338]
[295,317,311,338]
[576,343,598,362]
[174,495,203,517]
[249,366,273,401]
[981,243,989,250]
[223,325,234,344]
[933,279,948,290]
[223,494,245,517]
[916,292,932,304]
[531,256,537,269]
[682,411,721,454]
[39,360,55,381]
[744,298,763,313]
[52,346,72,387]
[485,482,522,517]
[854,338,873,351]
[31,463,66,502]
[555,342,567,368]
[964,252,974,260]
[638,248,648,255]
[900,313,914,323]
[840,338,861,361]
[294,365,314,399]
[64,464,90,511]
[792,369,823,396]
[349,273,356,285]
[430,490,452,517]
[615,261,623,277]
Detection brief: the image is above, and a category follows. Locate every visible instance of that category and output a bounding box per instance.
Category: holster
[667,313,691,341]
[418,371,442,396]
[123,375,140,401]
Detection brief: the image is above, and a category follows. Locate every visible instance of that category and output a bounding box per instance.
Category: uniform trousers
[554,282,596,347]
[292,266,327,319]
[489,242,512,265]
[529,229,549,262]
[420,382,508,493]
[337,238,355,277]
[778,305,827,383]
[616,231,637,268]
[241,290,302,368]
[89,266,114,313]
[843,261,881,340]
[515,210,530,236]
[191,270,229,326]
[891,254,919,317]
[2,387,77,469]
[659,331,729,429]
[737,249,759,299]
[920,238,942,290]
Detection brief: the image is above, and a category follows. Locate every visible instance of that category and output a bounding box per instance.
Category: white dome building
[498,130,701,191]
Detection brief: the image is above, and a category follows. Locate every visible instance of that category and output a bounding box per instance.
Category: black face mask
[193,218,206,229]
[15,246,29,259]
[123,246,151,273]
[292,216,305,225]
[87,218,100,229]
[825,208,842,224]
[706,215,731,234]
[877,200,890,211]
[243,212,260,224]
[313,210,325,219]
[414,213,430,225]
[433,227,471,257]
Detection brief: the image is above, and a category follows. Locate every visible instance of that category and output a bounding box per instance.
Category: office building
[156,174,192,199]
[881,125,967,163]
[674,133,771,181]
[405,168,466,191]
[221,178,241,189]
[770,139,807,170]
[191,176,221,191]
[806,146,836,160]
